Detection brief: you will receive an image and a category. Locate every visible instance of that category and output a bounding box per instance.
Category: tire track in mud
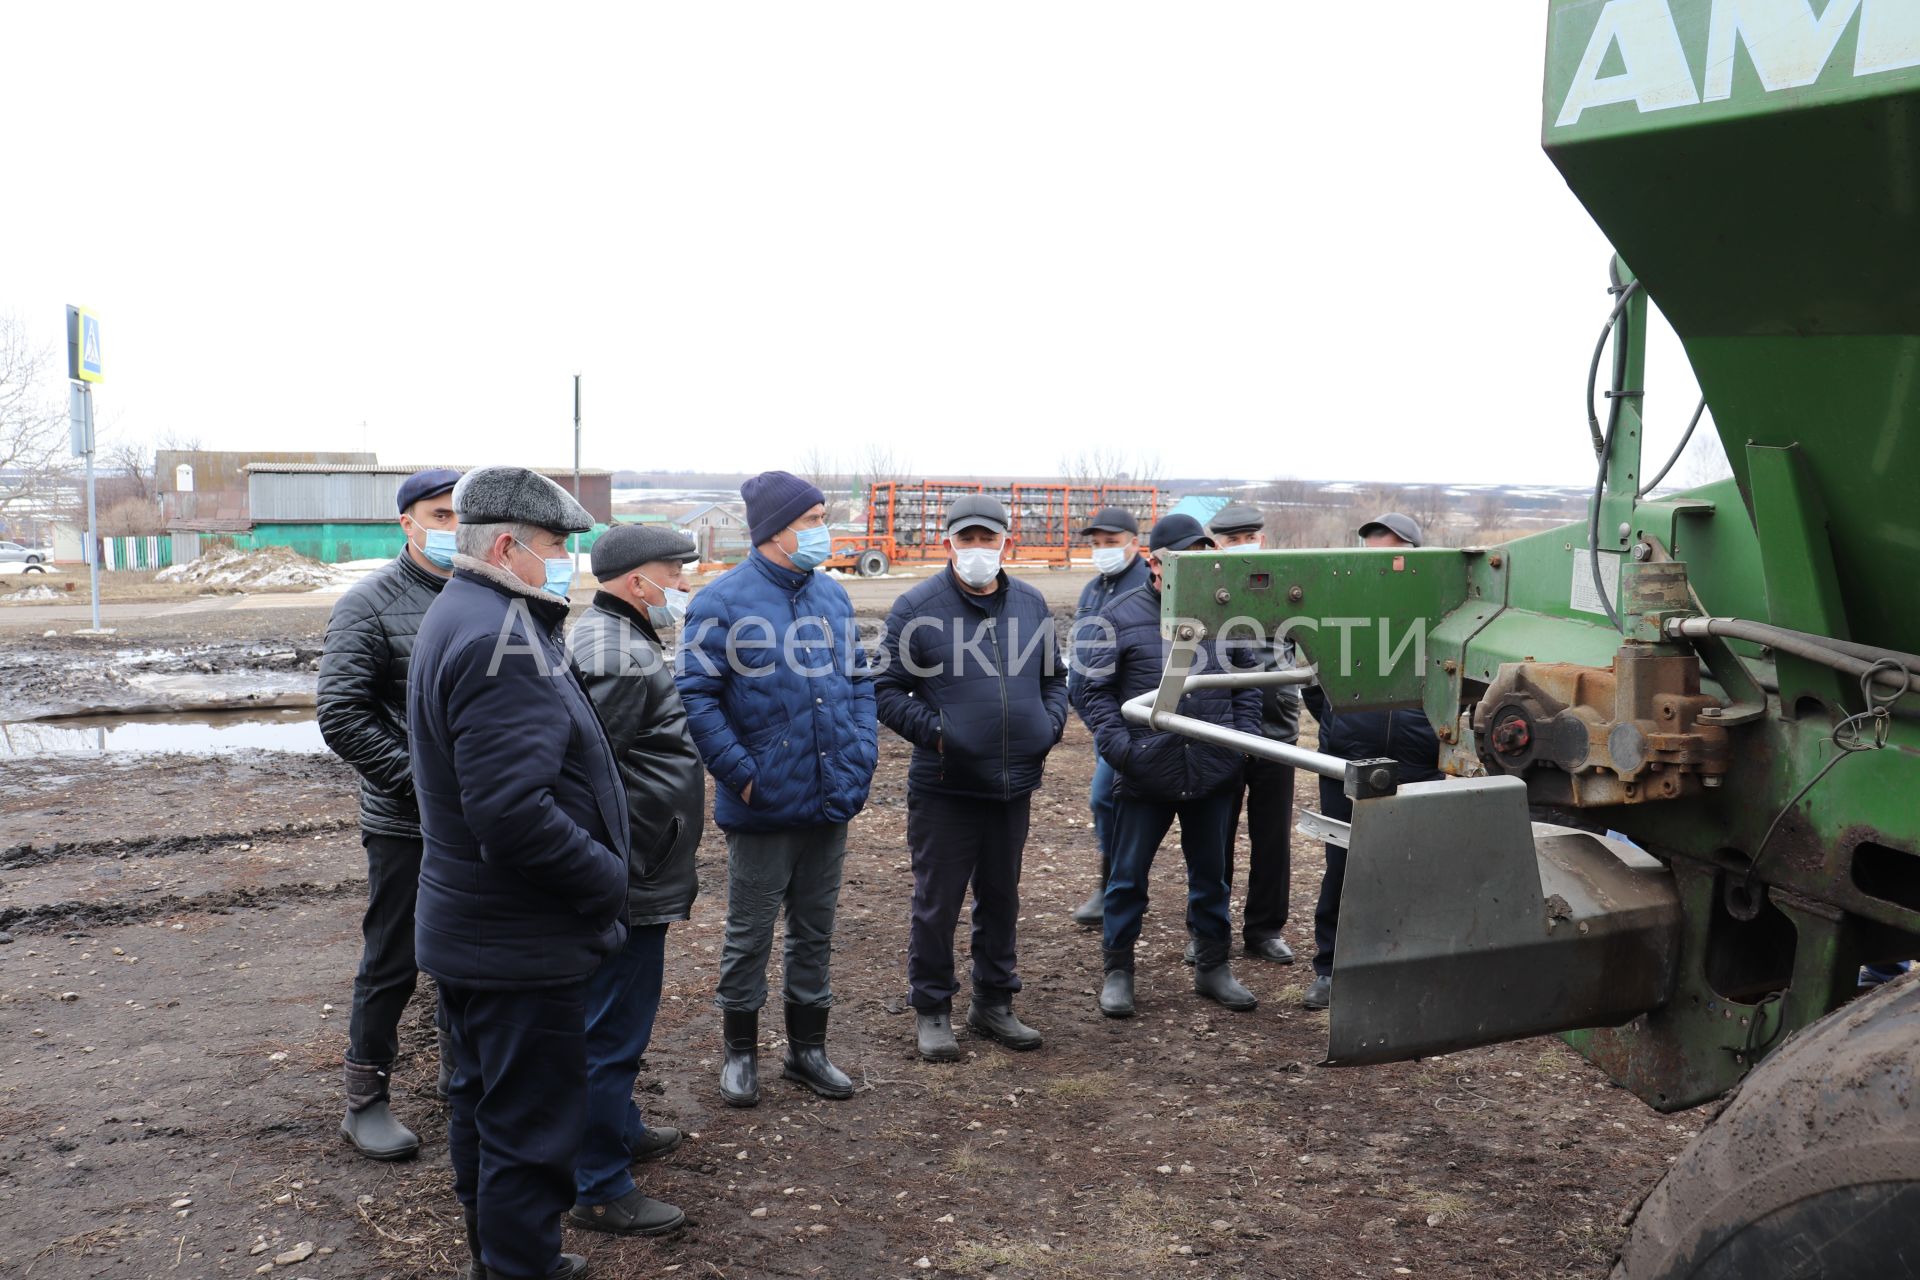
[0,817,355,870]
[0,877,365,934]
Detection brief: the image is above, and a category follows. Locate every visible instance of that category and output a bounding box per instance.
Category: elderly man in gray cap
[875,495,1067,1061]
[559,523,705,1238]
[319,466,462,1161]
[409,465,627,1280]
[1204,502,1302,966]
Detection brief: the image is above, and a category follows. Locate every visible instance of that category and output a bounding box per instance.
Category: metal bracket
[1344,758,1399,801]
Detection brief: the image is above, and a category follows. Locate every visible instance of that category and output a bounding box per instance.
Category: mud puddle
[0,707,324,756]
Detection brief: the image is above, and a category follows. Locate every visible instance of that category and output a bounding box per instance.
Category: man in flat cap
[561,523,706,1237]
[676,470,877,1108]
[1073,514,1263,1018]
[1068,505,1154,928]
[875,495,1067,1061]
[1300,512,1440,1011]
[1205,502,1302,967]
[409,465,627,1280]
[318,466,461,1161]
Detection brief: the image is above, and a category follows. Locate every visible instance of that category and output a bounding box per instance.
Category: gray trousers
[715,823,848,1013]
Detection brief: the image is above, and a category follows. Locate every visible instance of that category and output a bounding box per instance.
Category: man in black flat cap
[562,523,706,1238]
[411,465,629,1280]
[318,466,461,1161]
[875,495,1067,1062]
[1073,513,1263,1018]
[1068,506,1153,928]
[1205,502,1302,967]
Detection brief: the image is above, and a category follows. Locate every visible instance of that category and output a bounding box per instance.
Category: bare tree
[1668,418,1734,491]
[1058,445,1131,486]
[857,443,910,486]
[0,314,72,519]
[797,447,851,522]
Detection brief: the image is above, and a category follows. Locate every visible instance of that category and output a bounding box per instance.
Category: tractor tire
[856,550,889,578]
[1613,969,1920,1279]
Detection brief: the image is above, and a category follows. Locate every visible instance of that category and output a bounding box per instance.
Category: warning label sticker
[1570,549,1622,617]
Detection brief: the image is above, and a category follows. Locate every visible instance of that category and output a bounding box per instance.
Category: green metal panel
[237,523,408,564]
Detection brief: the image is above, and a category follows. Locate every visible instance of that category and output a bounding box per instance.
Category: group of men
[318,463,1441,1279]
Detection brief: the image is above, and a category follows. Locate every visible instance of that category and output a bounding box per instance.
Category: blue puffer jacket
[408,558,631,990]
[1067,552,1153,700]
[1072,583,1262,802]
[675,551,878,834]
[874,567,1069,801]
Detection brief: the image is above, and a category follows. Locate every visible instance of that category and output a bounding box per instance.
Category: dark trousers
[1102,786,1238,955]
[1312,775,1353,978]
[1227,756,1295,942]
[441,981,589,1280]
[716,824,847,1012]
[348,832,422,1067]
[906,790,1030,1010]
[578,922,668,1206]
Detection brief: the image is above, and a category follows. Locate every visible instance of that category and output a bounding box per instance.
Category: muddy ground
[0,597,1696,1279]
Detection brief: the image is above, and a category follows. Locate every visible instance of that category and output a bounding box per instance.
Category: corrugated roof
[245,463,613,477]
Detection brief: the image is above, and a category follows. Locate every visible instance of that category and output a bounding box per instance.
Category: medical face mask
[787,525,833,572]
[416,527,457,569]
[951,542,1003,588]
[639,572,689,629]
[1091,543,1132,577]
[513,538,575,598]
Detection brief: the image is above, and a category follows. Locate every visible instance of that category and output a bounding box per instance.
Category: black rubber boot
[340,1059,420,1161]
[720,1009,759,1108]
[462,1206,488,1280]
[916,1006,961,1062]
[1193,939,1258,1011]
[782,1002,854,1100]
[967,996,1042,1051]
[1070,852,1110,928]
[1099,949,1135,1019]
[568,1187,687,1236]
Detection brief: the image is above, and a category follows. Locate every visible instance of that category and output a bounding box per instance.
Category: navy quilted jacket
[408,559,631,990]
[874,567,1069,800]
[674,551,878,834]
[1072,583,1262,802]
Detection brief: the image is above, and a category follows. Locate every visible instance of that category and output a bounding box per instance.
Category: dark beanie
[742,470,827,547]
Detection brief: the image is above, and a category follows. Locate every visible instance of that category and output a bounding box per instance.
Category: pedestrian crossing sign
[66,305,104,384]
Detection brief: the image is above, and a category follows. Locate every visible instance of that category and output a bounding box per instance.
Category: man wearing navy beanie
[676,471,878,1108]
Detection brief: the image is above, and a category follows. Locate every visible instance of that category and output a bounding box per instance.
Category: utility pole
[66,306,108,635]
[573,374,584,575]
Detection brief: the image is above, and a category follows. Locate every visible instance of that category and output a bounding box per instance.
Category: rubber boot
[966,994,1042,1051]
[461,1206,488,1280]
[916,1006,961,1062]
[720,1008,759,1108]
[1193,939,1258,1011]
[435,1022,455,1101]
[1071,851,1110,928]
[340,1059,420,1161]
[781,1002,854,1100]
[1099,949,1135,1019]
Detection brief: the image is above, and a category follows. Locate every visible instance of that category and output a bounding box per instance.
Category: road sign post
[65,305,107,634]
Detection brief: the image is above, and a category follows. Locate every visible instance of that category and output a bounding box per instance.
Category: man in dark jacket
[1207,503,1302,965]
[317,466,460,1161]
[675,471,878,1108]
[409,466,629,1280]
[563,524,704,1238]
[875,496,1068,1062]
[1302,512,1443,1012]
[1074,513,1264,1019]
[1067,506,1154,928]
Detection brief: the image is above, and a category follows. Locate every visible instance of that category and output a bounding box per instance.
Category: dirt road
[0,591,1693,1279]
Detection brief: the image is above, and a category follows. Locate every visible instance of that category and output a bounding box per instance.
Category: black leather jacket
[568,593,704,927]
[317,552,447,839]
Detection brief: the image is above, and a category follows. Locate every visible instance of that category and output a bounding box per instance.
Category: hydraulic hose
[1638,396,1707,497]
[1667,616,1920,696]
[1586,267,1640,632]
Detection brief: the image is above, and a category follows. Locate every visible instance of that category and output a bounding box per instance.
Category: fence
[84,535,174,571]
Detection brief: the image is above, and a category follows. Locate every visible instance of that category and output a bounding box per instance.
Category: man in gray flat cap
[560,523,706,1238]
[1206,503,1302,966]
[409,465,626,1280]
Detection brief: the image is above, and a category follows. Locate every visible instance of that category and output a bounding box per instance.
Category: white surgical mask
[951,543,1003,588]
[1091,544,1132,577]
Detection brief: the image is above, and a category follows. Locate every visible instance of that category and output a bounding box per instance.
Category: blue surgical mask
[513,537,575,599]
[787,525,833,573]
[639,574,689,629]
[420,528,457,570]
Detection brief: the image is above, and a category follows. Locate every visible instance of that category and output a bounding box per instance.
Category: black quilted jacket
[317,552,448,838]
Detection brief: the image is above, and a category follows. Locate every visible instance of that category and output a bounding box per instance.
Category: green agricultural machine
[1144,2,1920,1274]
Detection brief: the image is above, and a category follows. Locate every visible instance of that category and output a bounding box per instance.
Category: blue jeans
[1090,755,1120,867]
[1101,786,1237,955]
[577,922,668,1206]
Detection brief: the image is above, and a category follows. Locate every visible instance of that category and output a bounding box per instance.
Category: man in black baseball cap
[317,465,462,1162]
[1357,512,1422,547]
[1206,503,1303,967]
[1067,505,1153,928]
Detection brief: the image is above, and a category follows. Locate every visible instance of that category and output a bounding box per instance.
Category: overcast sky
[4,2,1717,487]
